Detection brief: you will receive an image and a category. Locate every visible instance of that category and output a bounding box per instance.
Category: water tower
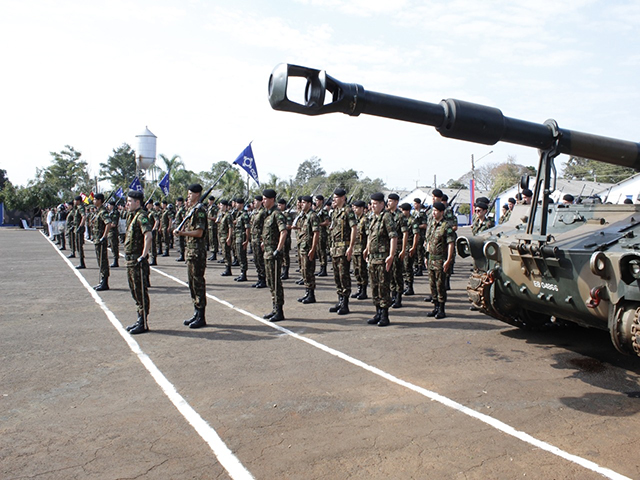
[135,126,157,171]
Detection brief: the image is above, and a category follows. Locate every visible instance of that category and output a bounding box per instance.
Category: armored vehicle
[268,63,640,357]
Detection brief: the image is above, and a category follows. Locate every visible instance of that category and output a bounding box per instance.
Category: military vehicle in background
[267,63,640,357]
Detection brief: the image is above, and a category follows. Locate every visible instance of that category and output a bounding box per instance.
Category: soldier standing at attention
[471,200,495,235]
[296,195,320,304]
[207,196,219,261]
[232,198,250,282]
[174,184,208,329]
[261,189,288,322]
[92,193,112,291]
[174,197,186,262]
[277,198,293,280]
[314,194,329,277]
[328,188,357,315]
[351,200,369,301]
[426,202,456,319]
[218,200,234,276]
[400,203,420,296]
[250,195,267,288]
[412,198,427,277]
[73,196,87,269]
[55,204,67,250]
[364,193,398,327]
[386,193,407,309]
[160,201,172,257]
[107,200,120,267]
[145,201,158,266]
[66,201,76,258]
[440,193,458,290]
[124,190,153,335]
[157,201,167,255]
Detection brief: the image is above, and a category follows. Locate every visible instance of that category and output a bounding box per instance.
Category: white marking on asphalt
[151,265,631,480]
[42,233,254,480]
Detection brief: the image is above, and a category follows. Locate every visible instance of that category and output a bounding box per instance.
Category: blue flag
[114,187,124,199]
[233,143,259,186]
[158,172,170,196]
[129,177,143,193]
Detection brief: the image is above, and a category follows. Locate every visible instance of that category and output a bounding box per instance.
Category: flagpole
[246,172,250,199]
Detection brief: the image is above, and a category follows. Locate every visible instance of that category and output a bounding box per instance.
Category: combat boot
[356,285,368,300]
[67,252,76,258]
[110,258,119,268]
[129,314,148,334]
[221,266,232,276]
[162,248,170,257]
[351,285,362,299]
[76,259,86,269]
[391,293,402,309]
[329,296,342,313]
[208,252,216,261]
[435,303,446,319]
[445,275,451,291]
[189,308,207,329]
[298,289,310,302]
[427,300,440,317]
[232,259,240,267]
[234,271,247,282]
[414,267,423,277]
[183,307,198,326]
[377,308,390,327]
[337,296,350,315]
[126,314,143,332]
[403,283,414,296]
[302,289,316,304]
[423,294,433,302]
[270,305,285,322]
[316,265,327,277]
[295,278,304,285]
[176,253,185,262]
[149,257,157,266]
[281,266,289,280]
[367,306,382,324]
[94,278,109,291]
[263,304,277,319]
[255,276,267,288]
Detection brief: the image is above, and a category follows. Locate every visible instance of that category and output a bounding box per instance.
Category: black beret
[476,196,490,204]
[502,204,509,210]
[400,203,412,211]
[94,193,105,201]
[254,195,263,201]
[624,198,634,204]
[413,198,422,204]
[432,188,443,198]
[441,194,448,202]
[145,199,153,205]
[370,192,385,201]
[388,193,400,201]
[262,189,277,199]
[161,200,168,204]
[522,188,533,197]
[177,196,184,202]
[108,199,116,205]
[301,195,313,203]
[563,194,574,202]
[297,195,303,201]
[353,200,366,207]
[433,201,446,211]
[235,197,245,204]
[128,190,144,201]
[508,197,517,204]
[315,194,324,201]
[154,201,160,206]
[277,198,287,205]
[220,199,230,206]
[74,195,82,201]
[209,196,216,201]
[334,188,346,197]
[475,201,489,210]
[188,184,203,193]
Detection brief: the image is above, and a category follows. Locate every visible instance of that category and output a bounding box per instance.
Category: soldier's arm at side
[309,230,319,261]
[276,229,287,252]
[141,231,153,259]
[346,224,357,261]
[386,237,398,272]
[444,241,455,272]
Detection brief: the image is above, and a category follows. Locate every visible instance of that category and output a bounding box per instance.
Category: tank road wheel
[611,303,640,356]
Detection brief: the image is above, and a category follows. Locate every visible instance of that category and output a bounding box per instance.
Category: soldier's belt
[333,241,347,247]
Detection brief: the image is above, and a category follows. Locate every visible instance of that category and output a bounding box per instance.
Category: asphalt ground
[2,228,640,479]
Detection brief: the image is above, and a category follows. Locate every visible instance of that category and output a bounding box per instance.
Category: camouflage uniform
[161,207,174,255]
[218,209,233,270]
[316,208,330,273]
[92,205,111,283]
[262,205,287,308]
[108,207,120,265]
[412,208,427,274]
[74,203,87,264]
[55,207,67,249]
[233,208,250,274]
[208,202,219,254]
[329,205,357,299]
[402,213,420,290]
[471,216,495,235]
[353,212,369,292]
[147,208,158,264]
[175,204,186,258]
[389,209,407,300]
[66,205,76,255]
[250,206,268,282]
[367,210,398,309]
[297,209,320,290]
[282,210,293,275]
[125,208,152,317]
[427,219,456,303]
[185,204,208,309]
[499,208,511,224]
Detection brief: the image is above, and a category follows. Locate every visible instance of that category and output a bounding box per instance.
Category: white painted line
[42,233,254,480]
[152,265,631,480]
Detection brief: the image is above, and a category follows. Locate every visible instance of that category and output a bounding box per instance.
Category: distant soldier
[351,200,369,300]
[412,198,427,277]
[55,204,67,250]
[250,195,267,288]
[232,198,250,282]
[73,196,87,269]
[107,200,120,267]
[277,198,294,280]
[91,193,111,291]
[146,200,158,266]
[471,200,495,235]
[207,196,219,261]
[174,197,186,262]
[261,189,288,322]
[400,203,420,296]
[522,188,533,205]
[160,201,173,257]
[174,184,208,329]
[218,200,234,276]
[364,192,398,327]
[296,195,319,304]
[66,201,76,258]
[426,202,455,319]
[123,190,153,335]
[562,193,575,205]
[386,193,407,309]
[314,194,330,277]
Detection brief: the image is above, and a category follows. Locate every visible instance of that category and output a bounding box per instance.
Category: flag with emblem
[233,143,259,186]
[129,177,143,193]
[158,172,170,196]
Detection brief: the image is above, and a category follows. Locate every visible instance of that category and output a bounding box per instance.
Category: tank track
[630,307,640,357]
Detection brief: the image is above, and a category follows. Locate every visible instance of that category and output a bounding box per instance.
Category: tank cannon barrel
[268,63,640,169]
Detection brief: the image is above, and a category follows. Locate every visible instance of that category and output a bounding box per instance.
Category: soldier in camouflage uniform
[92,193,112,291]
[160,202,174,256]
[400,203,420,296]
[218,200,234,276]
[73,196,87,269]
[250,195,267,288]
[107,200,120,267]
[232,198,250,282]
[499,197,516,224]
[327,188,357,315]
[148,202,161,266]
[123,190,153,335]
[386,193,407,308]
[261,189,288,322]
[174,197,186,262]
[175,184,208,329]
[426,202,456,319]
[441,193,458,290]
[66,201,76,258]
[364,193,398,327]
[412,198,427,277]
[277,198,293,280]
[295,195,319,304]
[207,196,219,261]
[351,200,369,300]
[471,200,495,235]
[314,194,329,276]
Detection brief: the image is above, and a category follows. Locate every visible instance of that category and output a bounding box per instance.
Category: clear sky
[2,0,639,191]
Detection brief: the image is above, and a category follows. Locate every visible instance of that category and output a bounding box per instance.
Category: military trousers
[187,256,207,309]
[67,228,75,254]
[300,251,316,289]
[127,260,149,316]
[109,231,120,262]
[178,235,186,256]
[252,239,265,279]
[209,223,218,252]
[221,240,232,268]
[235,241,248,272]
[75,227,85,260]
[369,261,391,308]
[390,254,403,294]
[353,253,368,287]
[265,254,284,307]
[318,233,328,268]
[429,260,447,303]
[402,249,415,286]
[283,237,291,270]
[332,255,352,297]
[94,240,110,281]
[163,229,171,251]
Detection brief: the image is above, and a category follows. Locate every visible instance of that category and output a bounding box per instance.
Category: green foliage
[40,145,91,199]
[100,143,136,189]
[295,157,326,184]
[0,169,8,191]
[562,156,634,183]
[446,180,467,189]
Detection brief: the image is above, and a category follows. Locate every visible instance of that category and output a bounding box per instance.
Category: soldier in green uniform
[351,200,369,300]
[207,196,219,261]
[232,198,250,282]
[412,198,427,277]
[55,204,67,250]
[148,201,162,266]
[364,192,398,327]
[174,197,186,262]
[123,190,153,335]
[92,193,112,291]
[400,203,420,296]
[314,194,329,277]
[426,202,456,319]
[250,195,267,288]
[471,200,495,235]
[66,201,76,258]
[106,200,120,267]
[499,197,516,224]
[261,189,288,322]
[157,201,167,255]
[386,193,407,308]
[218,200,234,276]
[175,184,208,329]
[441,193,458,290]
[73,196,87,269]
[328,188,357,315]
[295,195,319,304]
[277,198,293,280]
[160,201,174,257]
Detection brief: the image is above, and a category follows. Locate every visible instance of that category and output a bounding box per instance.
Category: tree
[446,179,467,189]
[295,156,325,184]
[157,153,184,174]
[490,156,535,197]
[100,143,136,189]
[0,169,8,191]
[41,145,91,199]
[562,156,634,183]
